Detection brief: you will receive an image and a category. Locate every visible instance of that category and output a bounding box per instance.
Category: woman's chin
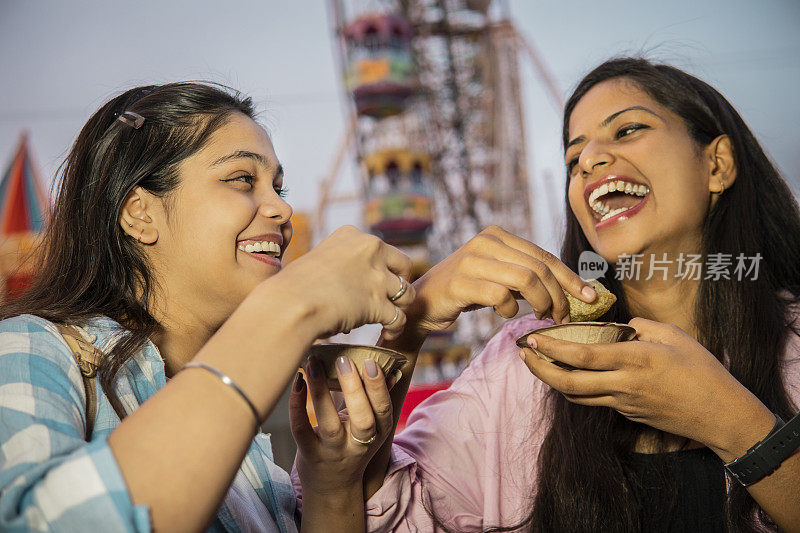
[590,241,646,269]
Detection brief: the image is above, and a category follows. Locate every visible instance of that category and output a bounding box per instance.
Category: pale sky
[1,0,799,255]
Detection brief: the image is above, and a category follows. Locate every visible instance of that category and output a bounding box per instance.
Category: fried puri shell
[565,279,616,322]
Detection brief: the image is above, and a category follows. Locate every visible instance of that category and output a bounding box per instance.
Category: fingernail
[527,336,538,349]
[519,350,526,360]
[336,356,352,376]
[582,285,597,301]
[307,356,320,379]
[364,358,379,378]
[293,371,305,391]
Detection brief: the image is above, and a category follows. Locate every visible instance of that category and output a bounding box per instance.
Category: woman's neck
[151,324,214,379]
[620,275,700,338]
[148,301,220,379]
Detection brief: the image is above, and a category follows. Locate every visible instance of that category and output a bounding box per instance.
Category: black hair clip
[117,111,145,129]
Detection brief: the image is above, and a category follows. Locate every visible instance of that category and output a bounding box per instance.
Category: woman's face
[149,112,293,325]
[565,78,714,265]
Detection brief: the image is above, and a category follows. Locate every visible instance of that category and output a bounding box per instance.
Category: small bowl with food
[515,279,636,370]
[305,343,407,390]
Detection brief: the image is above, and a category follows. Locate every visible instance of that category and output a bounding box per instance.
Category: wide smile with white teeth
[237,240,282,257]
[588,180,650,222]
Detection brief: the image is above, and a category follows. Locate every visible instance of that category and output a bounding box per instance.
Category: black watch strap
[725,412,800,486]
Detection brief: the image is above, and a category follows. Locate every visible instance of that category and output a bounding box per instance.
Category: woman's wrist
[378,320,427,361]
[302,481,364,509]
[706,386,776,463]
[251,277,321,338]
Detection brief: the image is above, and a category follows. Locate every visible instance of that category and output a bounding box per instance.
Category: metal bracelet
[182,362,261,432]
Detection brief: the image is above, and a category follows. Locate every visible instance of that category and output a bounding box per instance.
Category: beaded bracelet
[182,362,261,433]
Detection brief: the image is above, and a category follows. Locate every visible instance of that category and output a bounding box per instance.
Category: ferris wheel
[320,0,564,351]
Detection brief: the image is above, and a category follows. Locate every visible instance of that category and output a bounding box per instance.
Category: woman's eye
[566,157,579,175]
[616,123,649,139]
[222,175,255,187]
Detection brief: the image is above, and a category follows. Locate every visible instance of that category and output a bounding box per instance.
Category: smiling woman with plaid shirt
[0,83,415,532]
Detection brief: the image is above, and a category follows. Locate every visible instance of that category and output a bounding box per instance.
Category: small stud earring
[128,223,133,227]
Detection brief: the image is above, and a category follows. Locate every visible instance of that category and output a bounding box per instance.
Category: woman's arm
[363,226,595,500]
[108,285,319,531]
[0,308,298,533]
[522,318,800,533]
[709,399,800,533]
[109,227,413,532]
[0,227,413,532]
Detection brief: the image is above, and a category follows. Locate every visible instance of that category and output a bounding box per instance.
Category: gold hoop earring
[137,229,143,243]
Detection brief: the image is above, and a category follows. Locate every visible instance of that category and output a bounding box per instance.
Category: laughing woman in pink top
[292,57,800,531]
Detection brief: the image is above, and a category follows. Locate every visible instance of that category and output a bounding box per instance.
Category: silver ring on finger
[389,275,409,302]
[351,432,377,445]
[384,306,400,327]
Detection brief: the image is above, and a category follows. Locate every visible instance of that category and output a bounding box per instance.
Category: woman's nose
[258,193,292,224]
[579,141,614,175]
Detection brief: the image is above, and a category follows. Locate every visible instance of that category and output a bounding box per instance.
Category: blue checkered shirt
[0,314,299,532]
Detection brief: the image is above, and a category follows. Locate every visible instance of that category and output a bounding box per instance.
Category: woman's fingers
[359,359,393,434]
[480,226,596,307]
[562,393,616,407]
[520,347,619,396]
[380,241,414,281]
[335,357,379,444]
[380,302,407,340]
[449,276,520,319]
[629,317,690,346]
[304,356,345,444]
[525,334,629,371]
[459,255,555,319]
[486,245,572,323]
[386,369,403,391]
[288,372,316,449]
[385,270,416,307]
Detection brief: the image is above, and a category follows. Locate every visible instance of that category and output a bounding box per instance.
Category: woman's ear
[119,186,159,244]
[706,134,737,195]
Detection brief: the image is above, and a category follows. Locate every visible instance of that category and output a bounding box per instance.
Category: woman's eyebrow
[566,106,664,150]
[209,150,274,169]
[599,105,663,127]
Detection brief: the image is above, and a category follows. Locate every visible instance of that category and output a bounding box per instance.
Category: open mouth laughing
[237,234,283,266]
[584,176,650,228]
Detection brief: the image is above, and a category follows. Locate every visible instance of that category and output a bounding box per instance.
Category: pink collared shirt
[293,314,800,531]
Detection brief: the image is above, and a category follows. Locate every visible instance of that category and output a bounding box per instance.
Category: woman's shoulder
[1,313,60,331]
[0,314,78,373]
[0,313,68,343]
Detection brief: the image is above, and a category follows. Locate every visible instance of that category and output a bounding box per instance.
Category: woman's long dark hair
[529,58,800,532]
[1,82,255,421]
